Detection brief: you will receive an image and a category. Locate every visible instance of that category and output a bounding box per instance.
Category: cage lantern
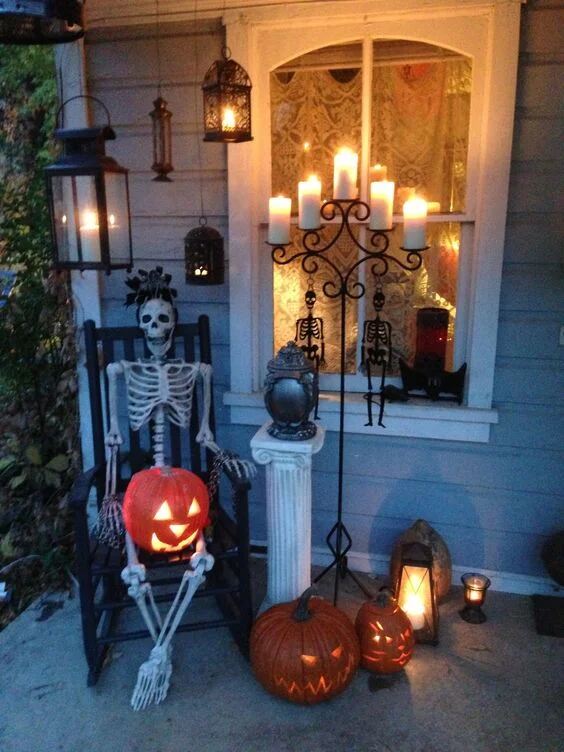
[150,96,173,182]
[45,112,133,274]
[394,541,439,644]
[202,49,253,143]
[0,0,84,44]
[184,222,225,285]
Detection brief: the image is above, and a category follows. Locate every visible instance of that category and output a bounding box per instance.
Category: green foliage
[0,46,79,628]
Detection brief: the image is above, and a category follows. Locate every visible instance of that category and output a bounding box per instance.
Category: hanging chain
[155,0,163,97]
[193,0,206,220]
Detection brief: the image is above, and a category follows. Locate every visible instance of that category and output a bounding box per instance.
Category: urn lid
[267,341,314,376]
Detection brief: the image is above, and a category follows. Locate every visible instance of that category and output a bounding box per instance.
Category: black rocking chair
[70,316,253,686]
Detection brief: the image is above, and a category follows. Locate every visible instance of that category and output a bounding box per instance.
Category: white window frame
[223,0,525,443]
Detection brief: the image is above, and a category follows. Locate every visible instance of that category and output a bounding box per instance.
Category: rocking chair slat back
[83,316,212,484]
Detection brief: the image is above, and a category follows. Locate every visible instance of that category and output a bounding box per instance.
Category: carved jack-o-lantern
[250,587,360,705]
[123,466,209,553]
[355,590,415,674]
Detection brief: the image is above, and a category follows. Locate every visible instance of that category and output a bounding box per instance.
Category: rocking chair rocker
[70,315,253,686]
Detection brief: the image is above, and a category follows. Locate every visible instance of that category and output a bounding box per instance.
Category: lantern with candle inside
[202,49,252,143]
[149,96,173,182]
[394,541,439,644]
[184,222,225,285]
[45,99,133,274]
[460,573,491,624]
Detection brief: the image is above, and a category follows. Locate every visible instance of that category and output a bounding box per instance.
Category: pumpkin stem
[293,586,318,622]
[375,586,395,608]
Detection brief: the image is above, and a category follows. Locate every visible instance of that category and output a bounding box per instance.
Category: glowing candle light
[333,148,358,200]
[403,196,427,249]
[370,163,387,182]
[268,196,292,245]
[369,179,395,230]
[222,107,236,131]
[80,209,99,231]
[298,175,321,230]
[403,593,426,630]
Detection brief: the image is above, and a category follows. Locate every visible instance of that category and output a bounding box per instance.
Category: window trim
[224,0,524,442]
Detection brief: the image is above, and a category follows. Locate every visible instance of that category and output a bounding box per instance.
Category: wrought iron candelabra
[269,198,427,604]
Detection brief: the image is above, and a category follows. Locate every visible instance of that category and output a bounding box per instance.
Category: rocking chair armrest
[69,465,103,510]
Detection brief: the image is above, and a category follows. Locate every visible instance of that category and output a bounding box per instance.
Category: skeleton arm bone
[195,362,220,452]
[106,361,125,447]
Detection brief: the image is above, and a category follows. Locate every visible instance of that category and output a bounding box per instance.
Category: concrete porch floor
[0,560,562,752]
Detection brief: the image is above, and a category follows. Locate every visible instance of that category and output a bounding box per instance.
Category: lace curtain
[270,54,470,376]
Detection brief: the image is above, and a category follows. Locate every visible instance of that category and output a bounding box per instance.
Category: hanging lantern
[0,0,84,44]
[394,541,439,644]
[184,221,225,285]
[202,48,253,143]
[44,96,133,274]
[150,96,173,182]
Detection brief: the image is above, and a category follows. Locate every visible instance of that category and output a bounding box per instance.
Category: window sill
[224,391,498,443]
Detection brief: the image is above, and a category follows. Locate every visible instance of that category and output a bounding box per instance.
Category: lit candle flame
[80,209,99,231]
[222,107,236,131]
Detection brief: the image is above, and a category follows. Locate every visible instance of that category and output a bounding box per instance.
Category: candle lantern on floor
[394,541,439,644]
[45,96,133,274]
[460,573,491,624]
[184,221,225,285]
[202,48,253,143]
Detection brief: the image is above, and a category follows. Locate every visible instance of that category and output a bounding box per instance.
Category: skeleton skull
[139,298,175,360]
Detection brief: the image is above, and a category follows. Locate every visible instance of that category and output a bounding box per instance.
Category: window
[270,41,470,385]
[224,0,523,442]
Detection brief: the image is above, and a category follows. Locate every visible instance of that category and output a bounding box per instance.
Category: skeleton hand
[105,428,124,447]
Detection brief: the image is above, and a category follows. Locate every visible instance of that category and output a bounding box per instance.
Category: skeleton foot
[131,645,172,711]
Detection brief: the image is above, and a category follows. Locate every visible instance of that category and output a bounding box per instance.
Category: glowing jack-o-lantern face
[123,466,209,554]
[355,590,415,674]
[250,588,360,705]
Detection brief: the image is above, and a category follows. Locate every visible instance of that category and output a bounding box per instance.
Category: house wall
[84,0,563,591]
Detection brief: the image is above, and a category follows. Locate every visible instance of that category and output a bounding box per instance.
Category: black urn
[264,341,318,440]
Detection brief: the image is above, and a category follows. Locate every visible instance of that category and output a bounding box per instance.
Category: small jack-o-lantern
[355,589,415,674]
[123,466,209,554]
[250,587,360,705]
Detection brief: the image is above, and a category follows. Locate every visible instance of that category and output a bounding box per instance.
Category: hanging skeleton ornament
[294,280,325,420]
[97,266,254,710]
[361,285,393,428]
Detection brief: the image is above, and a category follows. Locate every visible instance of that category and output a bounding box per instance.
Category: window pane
[270,42,363,203]
[364,222,460,374]
[371,41,471,213]
[273,224,360,374]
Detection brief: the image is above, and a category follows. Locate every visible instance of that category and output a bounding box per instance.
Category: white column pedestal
[251,421,326,614]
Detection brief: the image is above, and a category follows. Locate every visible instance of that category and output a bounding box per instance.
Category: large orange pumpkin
[355,589,415,673]
[250,587,360,705]
[123,466,209,554]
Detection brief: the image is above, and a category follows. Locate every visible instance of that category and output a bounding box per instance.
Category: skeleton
[295,285,325,420]
[361,286,393,428]
[99,267,254,709]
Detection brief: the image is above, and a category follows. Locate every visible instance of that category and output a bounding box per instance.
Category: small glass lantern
[45,103,133,274]
[0,0,84,44]
[184,222,225,285]
[460,573,491,624]
[150,96,173,182]
[394,541,439,644]
[202,48,253,143]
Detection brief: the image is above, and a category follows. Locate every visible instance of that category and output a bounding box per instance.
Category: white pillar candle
[333,148,358,200]
[402,196,428,249]
[369,180,395,230]
[79,208,101,262]
[371,163,387,182]
[268,196,292,245]
[403,593,426,630]
[298,175,321,230]
[222,107,236,131]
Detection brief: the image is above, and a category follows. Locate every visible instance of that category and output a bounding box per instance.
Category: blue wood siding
[85,2,563,582]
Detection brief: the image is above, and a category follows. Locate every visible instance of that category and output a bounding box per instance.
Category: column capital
[251,422,326,468]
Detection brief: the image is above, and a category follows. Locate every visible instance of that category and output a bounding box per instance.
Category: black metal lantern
[184,221,224,285]
[0,0,84,44]
[394,542,439,644]
[202,48,252,143]
[45,97,133,274]
[150,96,173,182]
